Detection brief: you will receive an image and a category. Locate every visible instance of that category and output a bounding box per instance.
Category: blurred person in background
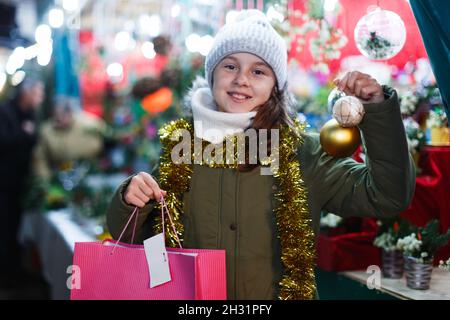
[0,78,44,289]
[33,96,108,183]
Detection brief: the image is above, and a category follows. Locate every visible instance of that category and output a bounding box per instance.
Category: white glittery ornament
[332,96,365,127]
[354,7,406,60]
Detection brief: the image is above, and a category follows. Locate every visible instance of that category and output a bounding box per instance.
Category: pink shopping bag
[70,200,227,300]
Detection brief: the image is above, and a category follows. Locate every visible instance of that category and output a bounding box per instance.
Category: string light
[11,70,26,86]
[114,31,132,51]
[185,33,201,53]
[324,0,338,12]
[37,41,53,66]
[141,41,156,59]
[106,62,124,79]
[62,0,78,12]
[49,8,64,28]
[24,44,40,60]
[171,4,181,18]
[0,72,6,92]
[35,24,52,44]
[6,47,25,75]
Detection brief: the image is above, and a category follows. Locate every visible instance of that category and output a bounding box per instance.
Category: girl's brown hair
[238,85,297,172]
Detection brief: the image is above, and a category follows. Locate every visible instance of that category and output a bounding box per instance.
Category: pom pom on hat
[233,9,267,22]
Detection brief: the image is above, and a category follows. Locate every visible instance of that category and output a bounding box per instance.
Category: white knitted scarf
[191,87,256,144]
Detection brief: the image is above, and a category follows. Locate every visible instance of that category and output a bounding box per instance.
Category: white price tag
[143,233,171,288]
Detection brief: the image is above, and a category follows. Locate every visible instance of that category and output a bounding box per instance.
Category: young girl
[107,10,415,300]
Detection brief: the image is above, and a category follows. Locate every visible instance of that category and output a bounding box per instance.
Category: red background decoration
[288,0,428,74]
[78,30,108,118]
[401,146,450,264]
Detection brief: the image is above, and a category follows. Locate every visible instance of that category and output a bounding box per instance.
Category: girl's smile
[227,91,252,103]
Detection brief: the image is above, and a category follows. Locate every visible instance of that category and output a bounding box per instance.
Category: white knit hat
[205,9,288,91]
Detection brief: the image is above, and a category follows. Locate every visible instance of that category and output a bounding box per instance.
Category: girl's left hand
[333,71,385,104]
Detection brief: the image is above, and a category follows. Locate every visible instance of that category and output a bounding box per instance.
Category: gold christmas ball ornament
[332,96,365,127]
[320,119,361,158]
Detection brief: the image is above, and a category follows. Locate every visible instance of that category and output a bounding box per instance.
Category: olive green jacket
[107,87,415,300]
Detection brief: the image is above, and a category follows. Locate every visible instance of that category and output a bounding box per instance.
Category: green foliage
[376,216,412,239]
[359,31,393,60]
[23,175,69,211]
[297,85,331,116]
[397,219,450,262]
[419,219,450,256]
[72,182,115,219]
[374,217,415,251]
[307,0,325,19]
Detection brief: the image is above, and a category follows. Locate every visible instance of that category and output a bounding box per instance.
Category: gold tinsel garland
[152,120,192,247]
[154,118,316,299]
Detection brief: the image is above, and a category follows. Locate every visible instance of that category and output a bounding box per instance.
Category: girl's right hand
[124,172,166,208]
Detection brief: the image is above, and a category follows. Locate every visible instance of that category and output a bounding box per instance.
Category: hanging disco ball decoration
[327,87,346,113]
[354,7,406,60]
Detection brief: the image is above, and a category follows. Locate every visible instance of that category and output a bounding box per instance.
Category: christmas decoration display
[399,89,419,116]
[397,220,450,264]
[141,87,173,114]
[290,0,348,74]
[327,87,346,113]
[373,218,413,278]
[439,258,450,271]
[354,7,406,60]
[428,108,449,145]
[320,118,361,158]
[320,213,343,229]
[320,89,363,158]
[397,220,450,290]
[403,117,426,163]
[332,95,365,127]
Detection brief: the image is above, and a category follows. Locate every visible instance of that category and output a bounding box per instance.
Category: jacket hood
[182,76,210,117]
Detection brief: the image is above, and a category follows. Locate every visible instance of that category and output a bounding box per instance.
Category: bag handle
[110,196,182,254]
[161,196,182,249]
[110,206,139,254]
